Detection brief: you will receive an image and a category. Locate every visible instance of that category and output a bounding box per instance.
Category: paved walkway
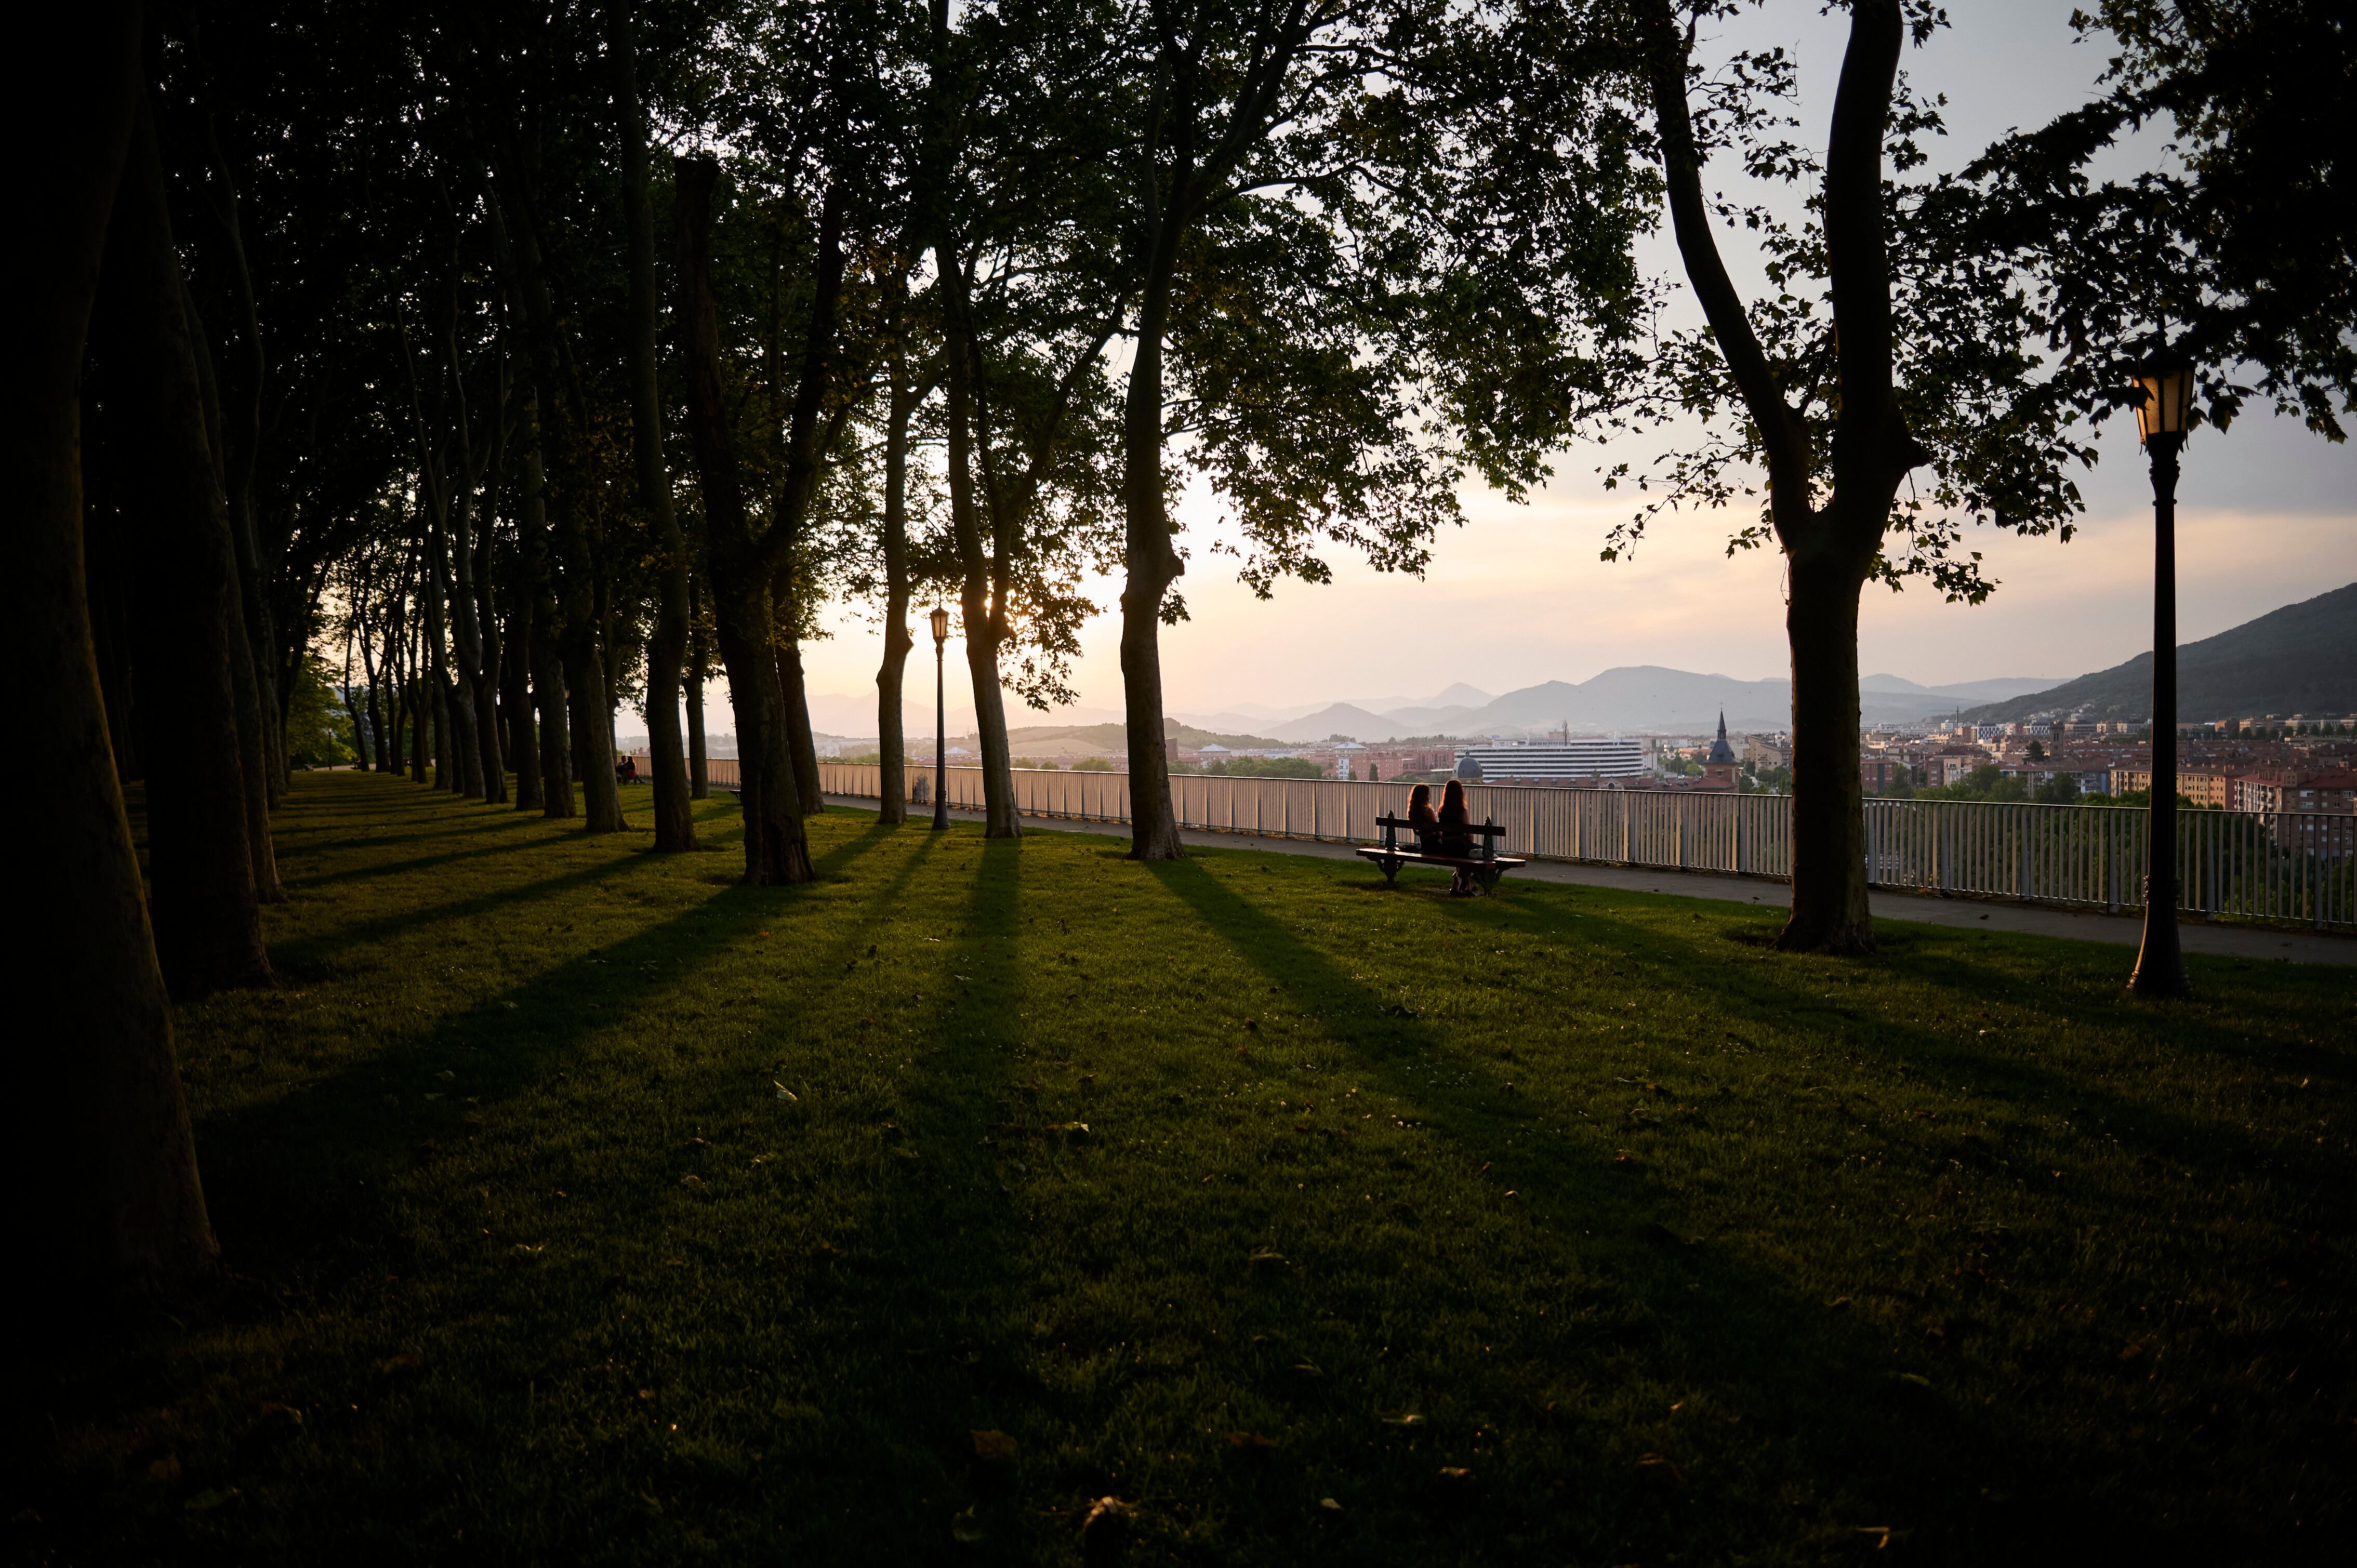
[828,796,2357,968]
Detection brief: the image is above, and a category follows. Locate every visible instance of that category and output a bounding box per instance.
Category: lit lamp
[930,606,951,832]
[2129,354,2193,997]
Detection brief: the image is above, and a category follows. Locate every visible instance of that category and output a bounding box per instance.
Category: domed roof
[1706,710,1737,765]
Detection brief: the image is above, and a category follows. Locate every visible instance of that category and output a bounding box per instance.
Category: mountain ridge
[1955,581,2357,724]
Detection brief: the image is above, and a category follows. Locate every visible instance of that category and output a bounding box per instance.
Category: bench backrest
[1373,815,1506,836]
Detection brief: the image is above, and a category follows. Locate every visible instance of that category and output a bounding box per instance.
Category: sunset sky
[735,2,2357,733]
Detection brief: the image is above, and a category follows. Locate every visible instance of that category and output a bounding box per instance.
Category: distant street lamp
[2129,355,2194,998]
[930,606,951,832]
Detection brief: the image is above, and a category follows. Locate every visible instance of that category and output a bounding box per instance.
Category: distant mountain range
[762,585,2354,748]
[1955,581,2357,724]
[1181,668,2064,742]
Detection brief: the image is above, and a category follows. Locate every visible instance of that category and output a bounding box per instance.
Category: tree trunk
[522,425,572,816]
[11,0,221,1312]
[773,563,825,818]
[1119,254,1185,860]
[504,596,541,810]
[96,81,272,996]
[930,234,1020,839]
[674,155,813,884]
[613,5,696,851]
[876,378,916,826]
[1779,551,1876,953]
[686,570,710,800]
[180,272,283,899]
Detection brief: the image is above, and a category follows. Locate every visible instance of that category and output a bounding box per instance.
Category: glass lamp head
[930,606,949,646]
[2135,358,2193,445]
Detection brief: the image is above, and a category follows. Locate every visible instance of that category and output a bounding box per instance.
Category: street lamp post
[930,606,950,832]
[2129,356,2194,997]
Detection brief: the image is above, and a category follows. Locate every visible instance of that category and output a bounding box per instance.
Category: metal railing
[797,763,2355,932]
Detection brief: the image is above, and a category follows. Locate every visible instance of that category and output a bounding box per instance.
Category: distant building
[1701,712,1739,790]
[1452,739,1646,782]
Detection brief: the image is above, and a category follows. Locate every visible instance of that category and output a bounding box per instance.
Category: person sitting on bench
[1440,778,1476,895]
[1408,783,1441,854]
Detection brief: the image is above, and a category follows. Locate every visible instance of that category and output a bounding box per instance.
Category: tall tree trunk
[492,145,622,834]
[686,571,710,800]
[96,79,271,995]
[11,0,221,1311]
[773,562,826,817]
[195,105,287,808]
[936,251,1018,839]
[82,402,143,781]
[1781,550,1876,952]
[522,415,572,815]
[613,4,696,851]
[673,155,813,884]
[1119,250,1185,860]
[876,374,916,826]
[1641,0,1911,954]
[181,272,282,900]
[504,595,541,810]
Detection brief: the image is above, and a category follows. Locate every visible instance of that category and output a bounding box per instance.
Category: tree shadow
[1146,854,2157,1563]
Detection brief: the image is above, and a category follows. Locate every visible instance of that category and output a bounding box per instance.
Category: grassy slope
[11,772,2353,1565]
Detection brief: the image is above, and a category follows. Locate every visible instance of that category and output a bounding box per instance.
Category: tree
[1622,0,2097,953]
[93,75,273,996]
[12,0,220,1312]
[1109,0,1650,861]
[612,2,698,852]
[673,154,827,884]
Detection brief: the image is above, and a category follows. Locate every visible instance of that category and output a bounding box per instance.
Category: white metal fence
[795,764,2356,932]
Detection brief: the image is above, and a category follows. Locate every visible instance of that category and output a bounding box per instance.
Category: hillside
[1956,581,2357,724]
[1000,719,1281,755]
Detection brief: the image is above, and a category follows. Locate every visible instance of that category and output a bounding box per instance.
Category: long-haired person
[1407,782,1440,854]
[1440,777,1476,895]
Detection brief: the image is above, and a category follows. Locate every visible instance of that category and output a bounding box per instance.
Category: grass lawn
[11,769,2354,1564]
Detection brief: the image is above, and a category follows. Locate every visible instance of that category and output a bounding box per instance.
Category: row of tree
[14,0,2351,1309]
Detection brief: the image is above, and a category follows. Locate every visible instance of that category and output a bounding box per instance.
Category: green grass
[11,770,2354,1564]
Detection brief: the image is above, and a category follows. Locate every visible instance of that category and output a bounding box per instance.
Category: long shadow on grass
[1407,882,2354,1548]
[755,832,1043,1562]
[196,822,899,1279]
[1492,892,2349,1225]
[1150,855,2106,1564]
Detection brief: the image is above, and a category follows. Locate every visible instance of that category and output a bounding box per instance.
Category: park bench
[1356,815,1526,894]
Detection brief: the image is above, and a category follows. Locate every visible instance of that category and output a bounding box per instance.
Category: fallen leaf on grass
[184,1489,240,1512]
[1249,1247,1286,1267]
[1226,1431,1277,1449]
[1635,1453,1686,1481]
[1081,1497,1133,1565]
[1381,1413,1425,1427]
[951,1506,986,1544]
[970,1429,1017,1464]
[148,1454,182,1481]
[1437,1466,1472,1480]
[373,1351,423,1377]
[2120,1344,2145,1362]
[512,1243,545,1256]
[1319,1497,1343,1512]
[774,1082,799,1102]
[1291,1361,1325,1377]
[679,1175,703,1187]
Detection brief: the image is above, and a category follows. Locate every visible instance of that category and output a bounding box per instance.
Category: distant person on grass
[1440,778,1476,896]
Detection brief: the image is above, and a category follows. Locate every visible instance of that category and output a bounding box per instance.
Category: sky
[696,2,2357,737]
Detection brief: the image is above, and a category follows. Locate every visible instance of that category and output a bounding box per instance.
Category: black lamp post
[930,606,950,831]
[2129,355,2194,997]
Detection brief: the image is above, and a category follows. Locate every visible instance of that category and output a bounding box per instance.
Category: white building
[1452,739,1646,782]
